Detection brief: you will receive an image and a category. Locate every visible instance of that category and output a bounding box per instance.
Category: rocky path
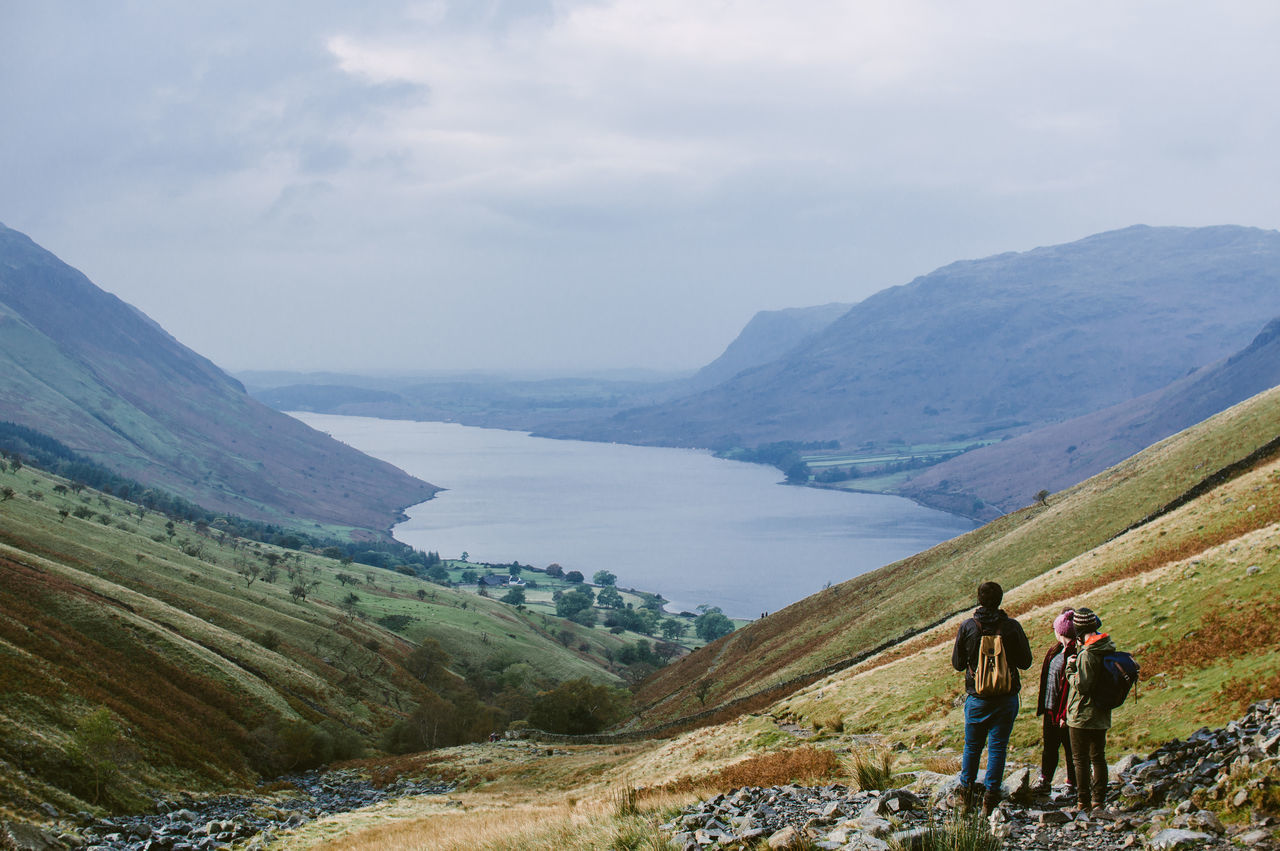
[2,769,453,851]
[662,699,1280,850]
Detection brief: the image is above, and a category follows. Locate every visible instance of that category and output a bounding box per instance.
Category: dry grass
[649,746,841,798]
[311,793,687,851]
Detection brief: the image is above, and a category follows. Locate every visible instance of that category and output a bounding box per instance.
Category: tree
[426,564,450,584]
[545,563,564,578]
[236,559,262,588]
[406,638,451,688]
[0,486,14,501]
[660,618,686,640]
[460,551,469,562]
[336,572,357,586]
[555,587,594,619]
[785,459,811,483]
[460,569,478,584]
[596,586,624,609]
[565,570,584,584]
[340,592,361,616]
[416,588,428,601]
[527,678,629,734]
[289,580,317,603]
[694,607,735,641]
[501,586,526,606]
[1036,489,1050,506]
[592,570,617,586]
[67,708,134,805]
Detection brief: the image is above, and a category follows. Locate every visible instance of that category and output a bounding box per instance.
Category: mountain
[896,315,1280,517]
[0,223,436,532]
[541,225,1280,451]
[685,302,853,391]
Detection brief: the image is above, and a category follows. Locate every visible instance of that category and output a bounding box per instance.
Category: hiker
[1034,608,1077,799]
[1065,607,1114,815]
[951,581,1033,815]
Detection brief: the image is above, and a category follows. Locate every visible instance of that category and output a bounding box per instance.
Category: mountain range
[0,223,436,533]
[541,225,1280,452]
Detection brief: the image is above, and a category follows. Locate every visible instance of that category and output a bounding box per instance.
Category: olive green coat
[1065,633,1115,730]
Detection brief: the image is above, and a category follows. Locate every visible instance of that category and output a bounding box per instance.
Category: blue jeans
[959,693,1020,792]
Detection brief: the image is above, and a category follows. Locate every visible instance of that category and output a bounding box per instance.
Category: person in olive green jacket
[1064,607,1114,815]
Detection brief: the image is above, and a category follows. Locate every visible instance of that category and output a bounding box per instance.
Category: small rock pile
[661,785,927,850]
[662,699,1280,850]
[1,769,453,851]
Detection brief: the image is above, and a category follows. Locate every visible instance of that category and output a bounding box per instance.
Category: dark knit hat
[1073,607,1101,635]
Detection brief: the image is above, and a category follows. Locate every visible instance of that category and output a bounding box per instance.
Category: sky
[3,1,1280,374]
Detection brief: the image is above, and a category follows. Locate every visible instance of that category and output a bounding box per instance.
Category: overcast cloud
[3,1,1279,373]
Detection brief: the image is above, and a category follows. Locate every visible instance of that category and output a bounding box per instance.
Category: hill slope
[544,225,1280,451]
[897,315,1280,517]
[0,223,436,532]
[0,463,624,816]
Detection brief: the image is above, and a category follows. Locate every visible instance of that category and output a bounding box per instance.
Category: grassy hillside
[629,381,1280,726]
[0,462,644,820]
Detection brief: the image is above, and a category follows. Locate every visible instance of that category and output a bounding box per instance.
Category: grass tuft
[891,812,1002,851]
[848,746,895,791]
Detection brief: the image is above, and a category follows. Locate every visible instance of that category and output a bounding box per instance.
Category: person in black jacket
[951,581,1033,815]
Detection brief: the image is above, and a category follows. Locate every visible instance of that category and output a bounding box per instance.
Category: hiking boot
[949,782,978,812]
[981,788,1001,817]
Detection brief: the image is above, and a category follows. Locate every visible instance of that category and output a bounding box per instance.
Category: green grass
[0,462,636,817]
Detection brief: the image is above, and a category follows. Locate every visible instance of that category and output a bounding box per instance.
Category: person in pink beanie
[1033,608,1077,799]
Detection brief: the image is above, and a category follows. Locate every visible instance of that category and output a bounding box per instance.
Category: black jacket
[951,606,1033,696]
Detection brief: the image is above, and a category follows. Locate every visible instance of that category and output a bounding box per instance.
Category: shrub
[248,717,364,776]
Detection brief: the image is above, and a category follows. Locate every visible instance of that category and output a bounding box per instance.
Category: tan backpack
[975,628,1014,697]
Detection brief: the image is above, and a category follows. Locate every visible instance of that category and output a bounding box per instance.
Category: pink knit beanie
[1053,609,1075,638]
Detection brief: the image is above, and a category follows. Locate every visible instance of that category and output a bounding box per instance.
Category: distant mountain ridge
[542,225,1280,451]
[0,223,437,532]
[897,313,1280,517]
[686,302,853,391]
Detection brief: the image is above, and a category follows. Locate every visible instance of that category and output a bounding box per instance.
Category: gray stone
[1187,809,1225,833]
[842,837,890,851]
[852,814,891,837]
[1038,809,1071,825]
[1148,828,1214,849]
[1000,766,1033,801]
[1240,828,1273,846]
[767,824,803,848]
[886,827,928,851]
[1111,753,1141,776]
[1,821,66,851]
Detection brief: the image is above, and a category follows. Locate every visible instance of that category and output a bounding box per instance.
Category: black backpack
[1093,650,1140,709]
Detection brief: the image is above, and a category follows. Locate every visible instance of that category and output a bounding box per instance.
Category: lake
[293,413,975,617]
